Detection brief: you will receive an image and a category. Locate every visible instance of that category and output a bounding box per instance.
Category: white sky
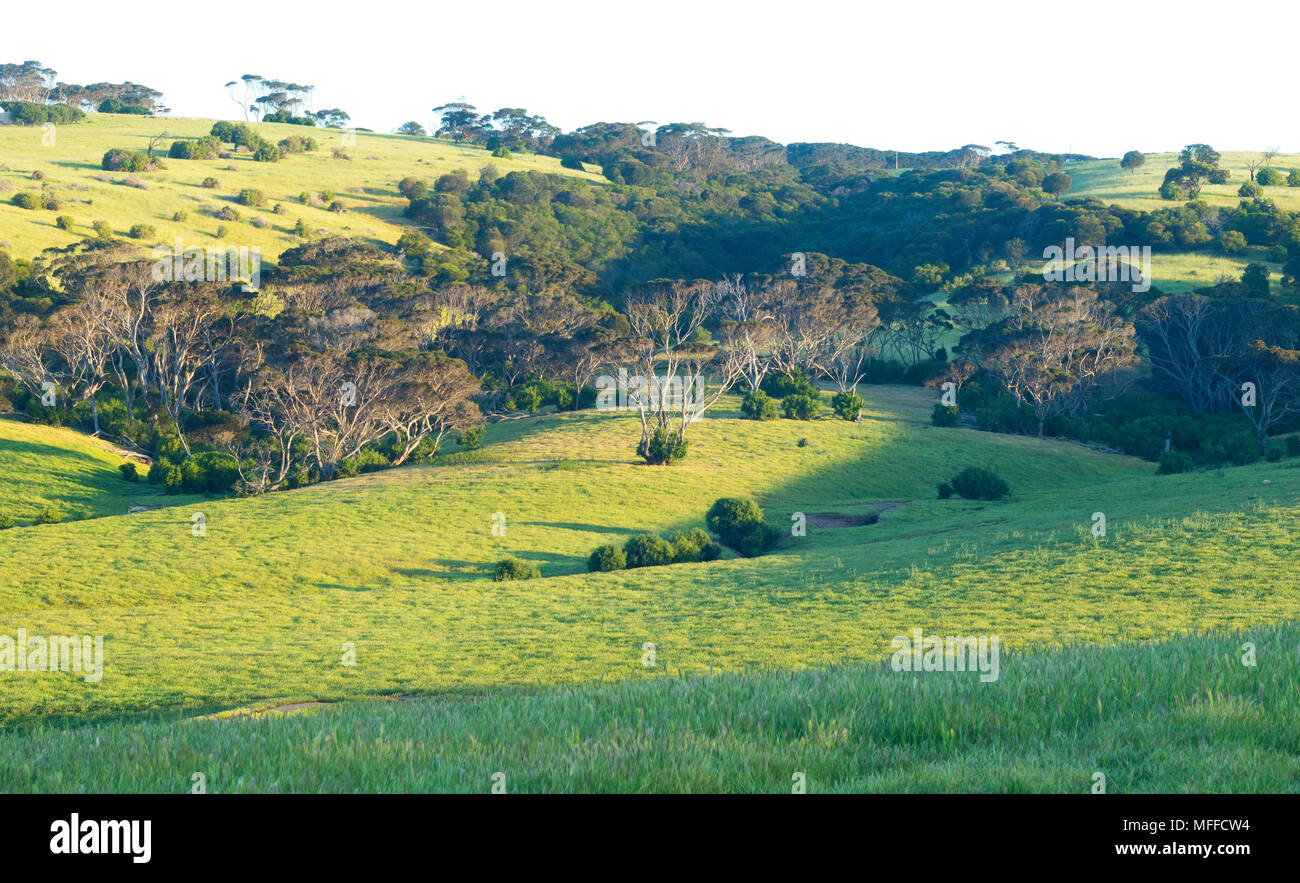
[12,0,1298,158]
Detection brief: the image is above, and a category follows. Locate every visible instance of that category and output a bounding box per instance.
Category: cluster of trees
[1136,291,1300,452]
[1,60,164,114]
[0,243,482,494]
[430,102,561,151]
[221,74,349,127]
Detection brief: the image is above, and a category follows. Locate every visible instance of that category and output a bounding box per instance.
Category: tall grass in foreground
[3,623,1297,793]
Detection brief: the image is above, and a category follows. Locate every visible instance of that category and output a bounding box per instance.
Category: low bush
[706,497,777,557]
[624,534,677,568]
[782,393,820,420]
[456,426,486,450]
[741,389,779,420]
[587,544,627,572]
[494,557,540,581]
[669,527,721,563]
[34,505,62,525]
[119,463,138,482]
[761,368,818,399]
[831,391,865,421]
[101,148,160,173]
[932,403,960,426]
[1156,450,1195,474]
[642,427,689,465]
[948,466,1011,501]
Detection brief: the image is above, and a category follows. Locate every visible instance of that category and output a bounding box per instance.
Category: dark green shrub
[169,136,220,159]
[101,148,159,172]
[494,557,540,581]
[0,513,14,529]
[587,544,627,572]
[253,144,281,163]
[1156,450,1195,474]
[560,155,585,170]
[831,391,865,420]
[456,426,486,450]
[128,223,156,239]
[119,463,138,482]
[12,192,40,210]
[761,368,818,399]
[624,534,676,568]
[668,527,719,563]
[56,215,74,230]
[34,505,62,524]
[336,448,390,478]
[949,466,1011,500]
[741,389,779,420]
[1,100,85,125]
[1257,167,1285,186]
[1286,436,1300,458]
[937,482,954,499]
[99,98,151,115]
[643,427,688,465]
[201,177,220,189]
[932,403,960,426]
[237,188,265,207]
[706,497,777,557]
[782,393,820,420]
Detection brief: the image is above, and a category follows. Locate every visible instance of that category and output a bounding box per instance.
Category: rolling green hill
[1062,151,1300,293]
[1,386,1296,742]
[0,114,600,261]
[0,417,204,523]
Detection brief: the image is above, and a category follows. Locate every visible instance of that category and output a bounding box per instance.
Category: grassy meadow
[0,113,599,260]
[0,418,205,523]
[0,382,1297,793]
[2,621,1296,793]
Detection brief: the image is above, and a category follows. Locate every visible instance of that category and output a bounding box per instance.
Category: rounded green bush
[831,391,865,421]
[119,463,138,482]
[668,527,718,563]
[494,557,540,581]
[949,466,1011,500]
[587,544,627,572]
[1156,450,1195,474]
[624,534,676,568]
[931,403,960,426]
[34,506,62,525]
[782,393,820,420]
[706,497,776,557]
[642,427,688,465]
[741,389,779,421]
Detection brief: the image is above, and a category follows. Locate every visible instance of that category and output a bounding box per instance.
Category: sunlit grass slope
[0,113,600,260]
[3,622,1297,792]
[0,417,204,523]
[0,385,1295,727]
